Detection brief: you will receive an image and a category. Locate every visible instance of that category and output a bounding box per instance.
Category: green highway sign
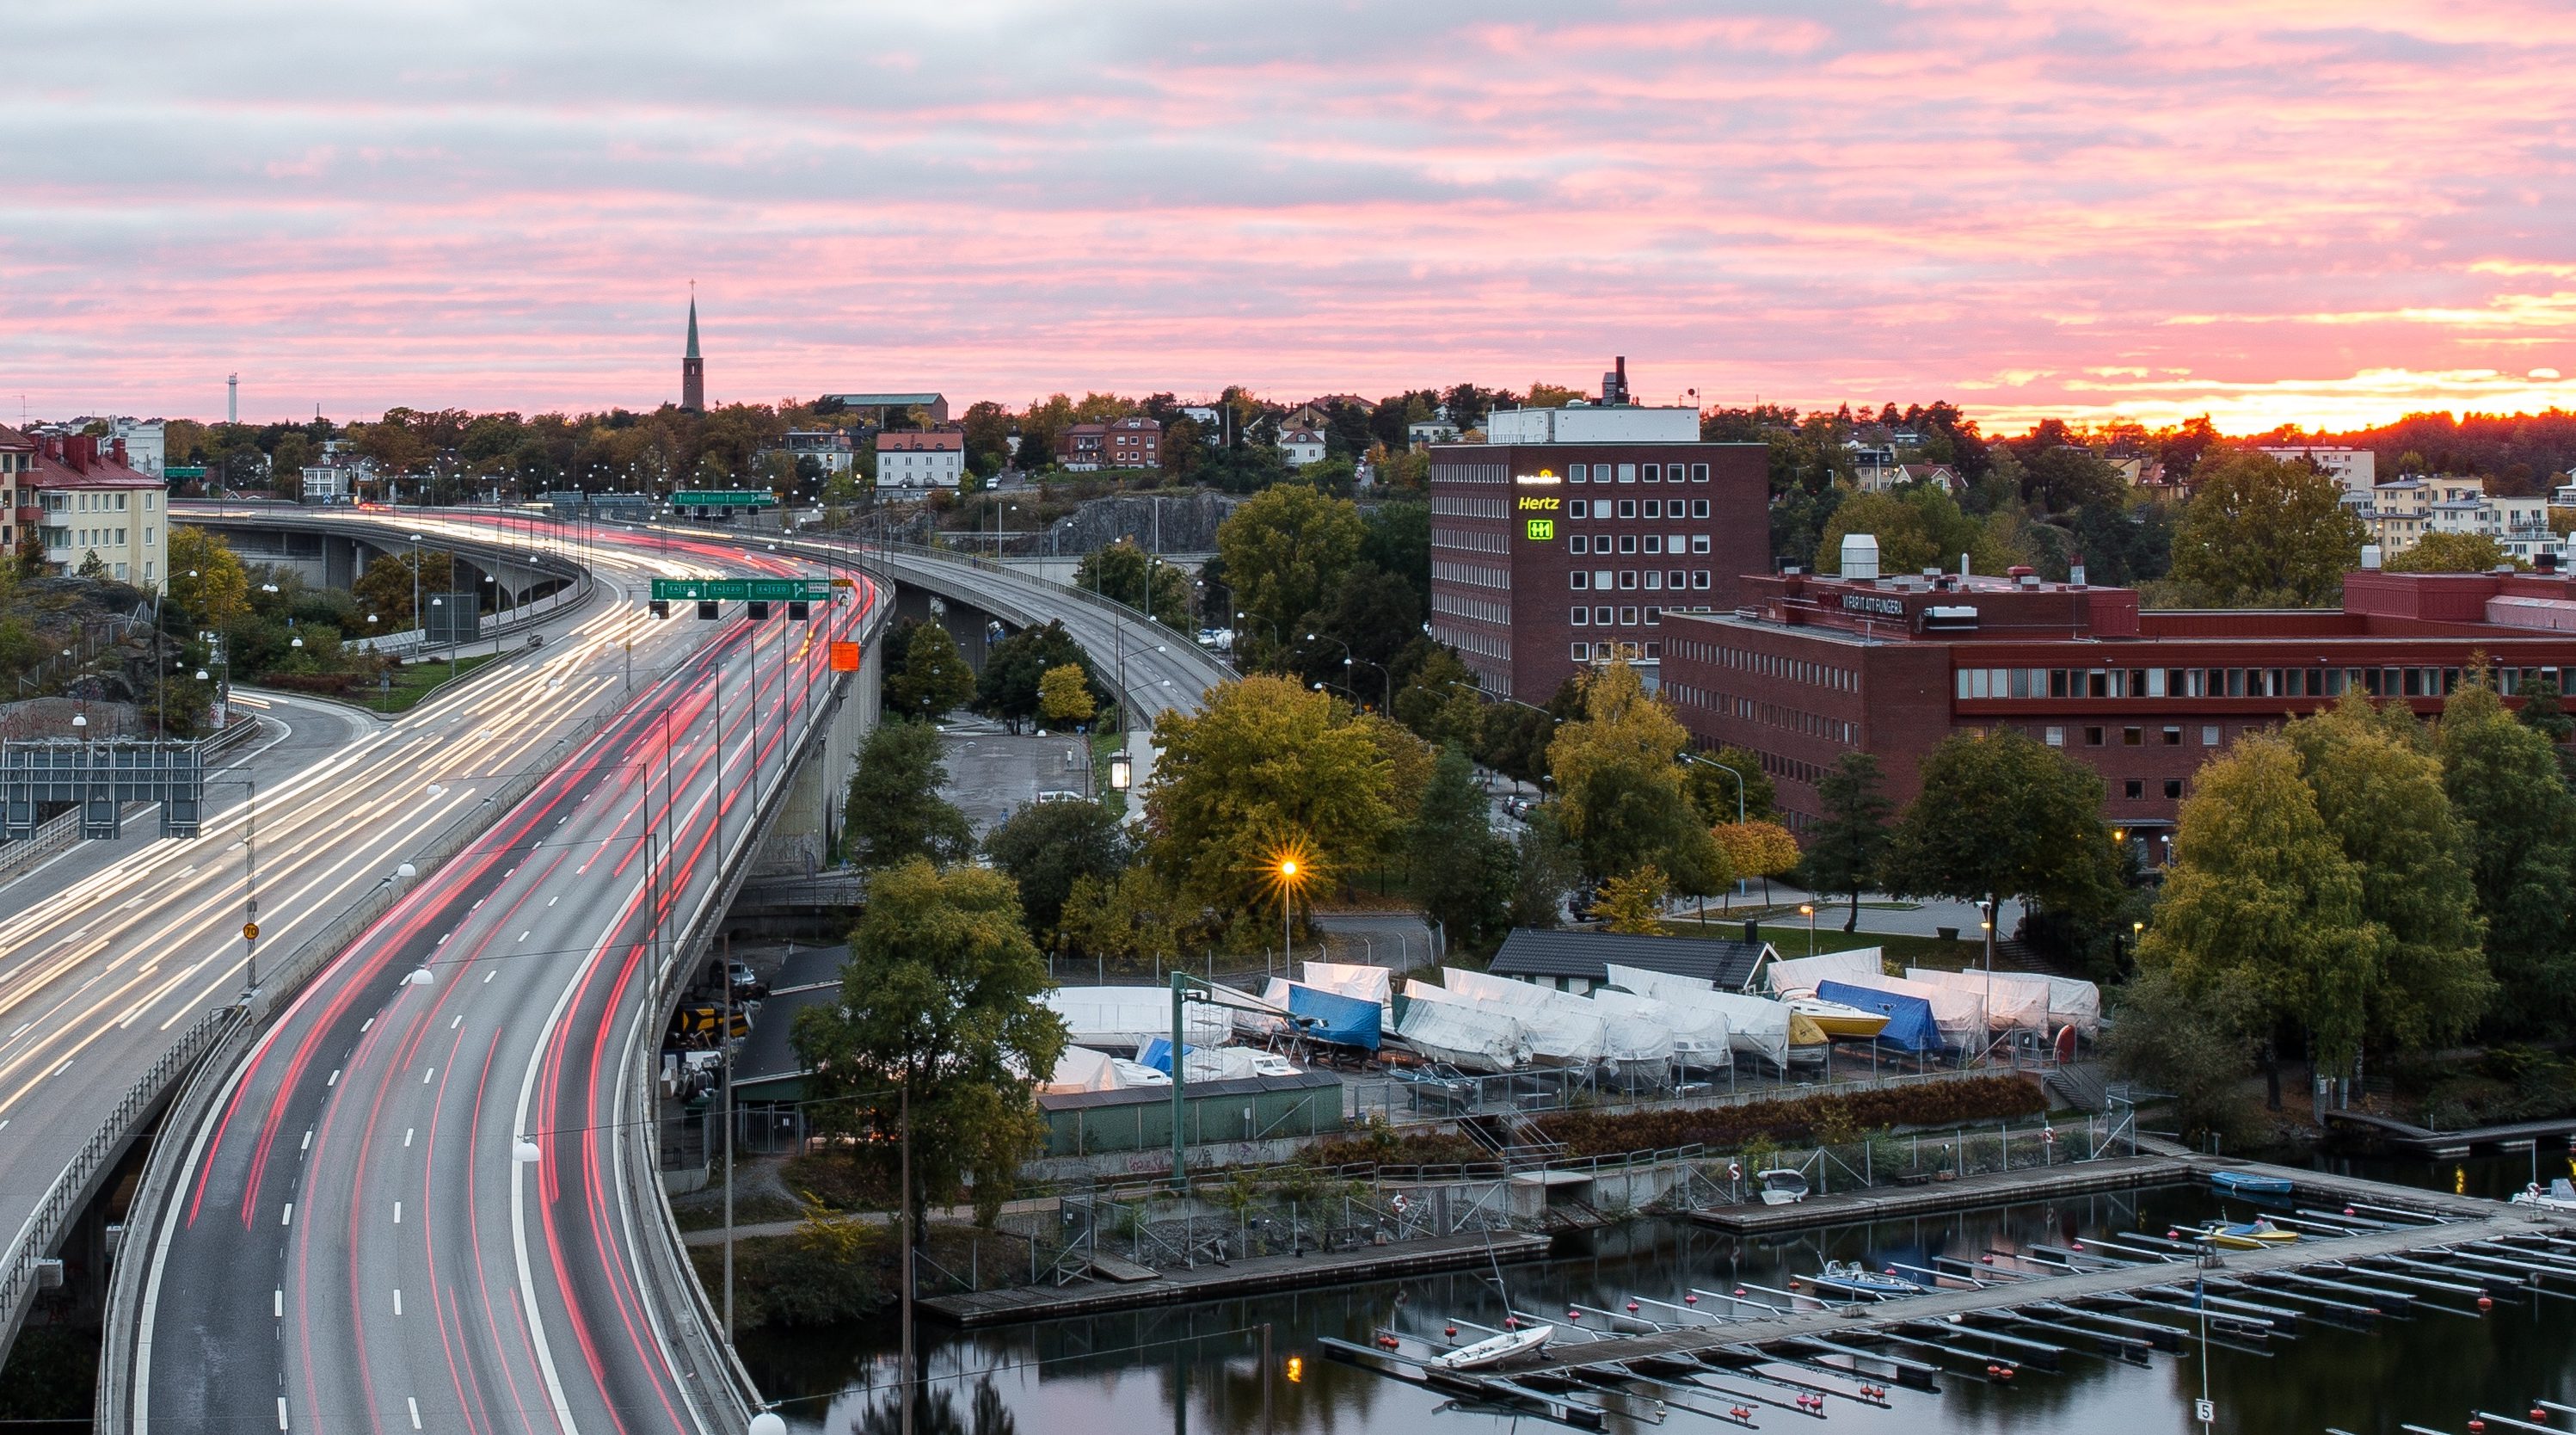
[671,490,777,508]
[165,465,207,480]
[651,577,833,601]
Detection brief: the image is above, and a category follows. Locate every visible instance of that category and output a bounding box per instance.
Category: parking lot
[938,717,1100,836]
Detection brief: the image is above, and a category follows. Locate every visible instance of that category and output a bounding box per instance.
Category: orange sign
[829,641,862,672]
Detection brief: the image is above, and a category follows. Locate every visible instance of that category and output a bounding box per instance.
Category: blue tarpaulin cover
[1285,982,1383,1051]
[1817,980,1945,1054]
[1134,1036,1191,1075]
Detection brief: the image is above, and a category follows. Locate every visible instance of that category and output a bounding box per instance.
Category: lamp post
[1799,902,1815,956]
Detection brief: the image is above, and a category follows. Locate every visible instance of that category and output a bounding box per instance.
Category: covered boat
[1765,948,1890,996]
[1814,980,1946,1055]
[1037,1046,1126,1094]
[1786,995,1890,1039]
[1042,985,1233,1050]
[1589,986,1729,1072]
[1394,990,1534,1073]
[1133,1038,1298,1082]
[1299,959,1395,1015]
[1903,967,2050,1034]
[1412,974,1607,1067]
[1605,964,1798,1071]
[2209,1169,2295,1198]
[1757,1168,1811,1205]
[1238,979,1384,1050]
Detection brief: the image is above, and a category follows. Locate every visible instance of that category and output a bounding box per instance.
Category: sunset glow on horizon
[6,0,2574,434]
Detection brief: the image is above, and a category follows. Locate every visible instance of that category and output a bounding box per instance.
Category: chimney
[2360,543,2382,571]
[1743,920,1761,945]
[109,437,127,468]
[66,434,97,473]
[1601,356,1630,407]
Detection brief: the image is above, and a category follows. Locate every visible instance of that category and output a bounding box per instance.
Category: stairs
[1992,936,2084,980]
[2044,1062,2110,1112]
[1460,1112,1566,1172]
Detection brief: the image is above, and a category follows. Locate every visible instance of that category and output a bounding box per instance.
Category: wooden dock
[2323,1109,2576,1159]
[919,1229,1558,1327]
[1686,1154,2192,1233]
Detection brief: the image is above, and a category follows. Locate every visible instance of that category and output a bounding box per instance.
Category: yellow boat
[1786,995,1891,1040]
[2187,1218,2299,1250]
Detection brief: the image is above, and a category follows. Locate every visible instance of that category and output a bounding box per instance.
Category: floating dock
[1687,1153,2190,1233]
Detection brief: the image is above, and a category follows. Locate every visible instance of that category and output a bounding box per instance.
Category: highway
[126,522,871,1434]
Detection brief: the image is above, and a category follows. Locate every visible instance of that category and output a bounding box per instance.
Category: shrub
[1531,1075,2046,1156]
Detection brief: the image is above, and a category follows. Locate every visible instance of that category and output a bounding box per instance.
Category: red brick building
[1427,397,1768,701]
[1056,416,1161,471]
[1663,563,2576,855]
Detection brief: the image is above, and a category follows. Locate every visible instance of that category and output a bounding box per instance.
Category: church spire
[680,286,705,411]
[685,291,700,360]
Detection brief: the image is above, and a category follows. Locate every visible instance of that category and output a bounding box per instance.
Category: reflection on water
[742,1185,2575,1434]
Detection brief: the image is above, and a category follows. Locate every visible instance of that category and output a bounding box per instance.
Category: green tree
[2383,532,2513,572]
[882,620,975,722]
[1390,644,1485,750]
[1546,662,1727,896]
[2101,967,2256,1143]
[1884,730,2123,969]
[1213,483,1365,670]
[982,799,1131,945]
[1410,746,1515,947]
[1791,756,1884,933]
[1143,675,1398,916]
[790,859,1067,1235]
[351,550,454,630]
[1036,663,1095,728]
[1074,539,1193,628]
[1509,805,1582,930]
[1685,746,1774,825]
[2018,445,2125,513]
[2517,674,2574,744]
[166,527,250,627]
[2166,453,2364,607]
[1360,500,1430,615]
[974,620,1098,732]
[2283,696,2491,1050]
[2137,735,2380,1072]
[843,721,973,869]
[2438,681,2576,1024]
[1815,483,2007,576]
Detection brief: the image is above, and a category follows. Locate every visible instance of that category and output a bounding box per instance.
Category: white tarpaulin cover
[1043,986,1233,1050]
[1605,964,1793,1069]
[1423,970,1609,1066]
[1588,986,1721,1069]
[1847,973,1986,1045]
[1234,979,1300,1037]
[1765,949,1889,996]
[1438,967,1672,1068]
[1906,968,2050,1033]
[1299,960,1395,1013]
[1039,1046,1125,1093]
[1394,988,1534,1072]
[2041,975,2102,1037]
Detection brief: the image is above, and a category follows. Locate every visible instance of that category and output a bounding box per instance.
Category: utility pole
[721,931,735,1340]
[900,1077,915,1435]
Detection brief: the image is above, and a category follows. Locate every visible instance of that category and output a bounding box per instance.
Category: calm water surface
[741,1182,2576,1435]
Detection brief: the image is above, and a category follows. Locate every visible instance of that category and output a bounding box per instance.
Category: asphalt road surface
[132,522,873,1435]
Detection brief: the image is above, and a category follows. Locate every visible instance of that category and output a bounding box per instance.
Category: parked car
[724,960,768,1002]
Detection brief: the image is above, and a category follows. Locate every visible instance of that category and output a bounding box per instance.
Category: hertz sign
[1518,493,1559,542]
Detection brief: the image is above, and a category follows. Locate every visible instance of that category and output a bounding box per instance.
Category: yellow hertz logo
[1526,519,1555,541]
[1516,496,1560,511]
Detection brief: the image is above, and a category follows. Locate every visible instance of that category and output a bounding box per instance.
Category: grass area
[352,650,504,714]
[1650,917,1985,972]
[1088,728,1124,799]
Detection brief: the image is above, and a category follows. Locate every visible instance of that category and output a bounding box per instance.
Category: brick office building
[1662,557,2576,855]
[1427,364,1768,700]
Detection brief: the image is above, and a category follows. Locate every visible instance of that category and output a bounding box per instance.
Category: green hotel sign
[651,577,834,602]
[672,490,777,508]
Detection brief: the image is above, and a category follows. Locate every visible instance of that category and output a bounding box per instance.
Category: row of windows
[1571,570,1714,592]
[1434,463,1510,486]
[45,490,151,512]
[1563,463,1711,484]
[1433,559,1511,589]
[1434,621,1511,660]
[1571,641,1657,662]
[1680,642,1858,693]
[1571,533,1711,556]
[1571,605,1675,628]
[1957,663,2569,702]
[2044,723,2221,748]
[1719,695,1859,744]
[1432,527,1508,554]
[1567,498,1711,520]
[1431,494,1509,518]
[50,526,136,548]
[1432,591,1511,625]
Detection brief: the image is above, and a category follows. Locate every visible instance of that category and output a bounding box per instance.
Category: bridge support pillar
[754,621,882,876]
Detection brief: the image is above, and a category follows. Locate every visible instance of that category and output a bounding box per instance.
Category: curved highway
[127,522,871,1435]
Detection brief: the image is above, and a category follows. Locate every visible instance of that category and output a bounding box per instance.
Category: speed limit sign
[242,922,260,942]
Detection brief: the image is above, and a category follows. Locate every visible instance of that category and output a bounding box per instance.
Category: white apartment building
[6,429,169,587]
[876,429,965,490]
[2259,445,2376,495]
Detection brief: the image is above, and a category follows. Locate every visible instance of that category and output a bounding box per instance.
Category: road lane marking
[280,1203,292,1227]
[300,1129,312,1151]
[408,1396,421,1430]
[277,1396,288,1430]
[393,1201,403,1224]
[422,1066,435,1084]
[405,1127,415,1147]
[393,1287,403,1315]
[451,1014,462,1030]
[327,1069,339,1087]
[361,1017,374,1032]
[483,970,495,983]
[274,1289,282,1318]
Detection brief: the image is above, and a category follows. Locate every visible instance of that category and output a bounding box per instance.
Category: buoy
[1733,1287,1747,1297]
[1685,1293,1700,1305]
[1505,1315,1519,1329]
[1626,1300,1640,1313]
[1444,1324,1457,1338]
[1980,1253,1995,1265]
[1788,1278,1802,1289]
[2071,1241,2085,1251]
[1985,1364,2001,1377]
[1885,1266,1900,1276]
[1997,1367,2015,1382]
[2531,1408,2548,1423]
[2469,1420,2487,1435]
[2344,1206,2358,1216]
[1569,1309,1582,1321]
[2167,1229,2181,1240]
[2478,1294,2494,1311]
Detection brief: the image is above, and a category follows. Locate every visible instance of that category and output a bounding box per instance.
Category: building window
[2122,726,2143,746]
[1571,535,1588,554]
[1645,642,1661,658]
[1691,464,1709,483]
[1571,607,1588,625]
[2044,726,2064,746]
[2201,725,2221,745]
[2124,779,2144,799]
[1617,464,1637,483]
[1620,607,1639,625]
[1644,500,1661,519]
[1645,607,1662,625]
[1643,571,1662,590]
[1691,570,1711,588]
[1571,570,1589,589]
[1642,464,1661,483]
[1570,464,1588,482]
[1618,534,1637,554]
[1643,535,1662,554]
[2163,779,2184,799]
[1571,642,1590,659]
[1617,499,1637,518]
[1570,500,1589,518]
[1594,570,1612,589]
[1595,606,1612,624]
[1668,570,1686,588]
[2085,726,2106,746]
[1618,570,1638,589]
[2163,726,2182,745]
[1691,500,1710,519]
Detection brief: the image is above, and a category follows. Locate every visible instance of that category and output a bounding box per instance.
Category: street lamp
[1798,902,1815,956]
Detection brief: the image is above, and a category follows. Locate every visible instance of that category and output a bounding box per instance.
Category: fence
[1344,1057,2024,1128]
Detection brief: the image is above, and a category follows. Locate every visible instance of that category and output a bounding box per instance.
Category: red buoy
[2479,1295,2495,1311]
[1568,1309,1582,1321]
[1626,1300,1640,1313]
[1444,1324,1457,1338]
[1685,1293,1700,1305]
[2071,1241,2086,1251]
[1505,1315,1519,1329]
[2530,1408,2548,1423]
[2469,1420,2487,1435]
[1733,1287,1747,1297]
[1997,1366,2015,1382]
[1980,1253,1995,1265]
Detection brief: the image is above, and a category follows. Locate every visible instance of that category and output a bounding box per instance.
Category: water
[738,1185,2576,1434]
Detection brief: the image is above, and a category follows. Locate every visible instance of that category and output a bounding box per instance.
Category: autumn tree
[1390,644,1485,751]
[1804,753,1895,933]
[351,549,453,629]
[2438,681,2576,1025]
[1074,539,1193,628]
[1036,663,1095,728]
[1590,865,1669,934]
[166,527,250,629]
[1546,661,1728,896]
[790,859,1066,1234]
[2165,453,2364,607]
[1685,746,1774,825]
[1213,483,1366,671]
[974,620,1099,733]
[1711,821,1800,904]
[1884,729,2123,970]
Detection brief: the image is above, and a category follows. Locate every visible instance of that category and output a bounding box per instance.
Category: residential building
[1847,443,1901,490]
[1406,420,1462,447]
[1486,927,1777,996]
[824,392,952,426]
[2258,445,2376,495]
[0,425,34,552]
[1054,416,1162,471]
[875,429,966,490]
[300,439,372,504]
[1276,427,1326,467]
[2366,477,2430,553]
[17,430,168,587]
[1178,405,1227,443]
[1660,555,2576,854]
[1426,361,1769,701]
[772,430,857,475]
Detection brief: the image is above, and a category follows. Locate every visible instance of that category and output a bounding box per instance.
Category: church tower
[680,292,705,412]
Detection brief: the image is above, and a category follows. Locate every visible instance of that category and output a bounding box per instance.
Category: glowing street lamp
[1799,902,1816,956]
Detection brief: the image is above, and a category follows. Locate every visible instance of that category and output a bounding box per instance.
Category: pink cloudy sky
[6,0,2574,434]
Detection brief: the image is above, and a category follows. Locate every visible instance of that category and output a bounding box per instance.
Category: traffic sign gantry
[649,577,833,602]
[670,490,777,508]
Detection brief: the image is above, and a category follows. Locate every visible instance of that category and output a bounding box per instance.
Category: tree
[1509,806,1582,930]
[974,620,1097,732]
[2166,453,2364,607]
[1142,675,1398,916]
[1213,484,1365,670]
[1390,644,1485,750]
[883,621,975,722]
[2438,681,2576,1025]
[166,527,249,628]
[1710,821,1799,904]
[1802,753,1894,933]
[843,721,974,869]
[1589,865,1669,933]
[790,859,1067,1235]
[351,549,453,629]
[2136,735,2380,1073]
[2517,674,2575,752]
[1814,484,2007,576]
[2101,967,2256,1143]
[1685,746,1774,825]
[1360,500,1430,615]
[2282,695,2491,1050]
[1036,664,1094,728]
[1074,539,1193,629]
[1300,564,1417,701]
[1884,730,2123,967]
[1410,746,1516,947]
[1546,662,1727,896]
[2383,532,2512,573]
[982,799,1131,945]
[2018,445,2125,513]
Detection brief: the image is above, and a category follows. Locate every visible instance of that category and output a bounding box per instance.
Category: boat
[2187,1218,2300,1250]
[1430,1322,1552,1370]
[1756,1168,1811,1205]
[1804,1261,1918,1299]
[1783,995,1891,1040]
[2511,1178,2576,1212]
[2209,1170,2295,1198]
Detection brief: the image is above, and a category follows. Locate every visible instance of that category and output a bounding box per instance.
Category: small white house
[1277,428,1326,467]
